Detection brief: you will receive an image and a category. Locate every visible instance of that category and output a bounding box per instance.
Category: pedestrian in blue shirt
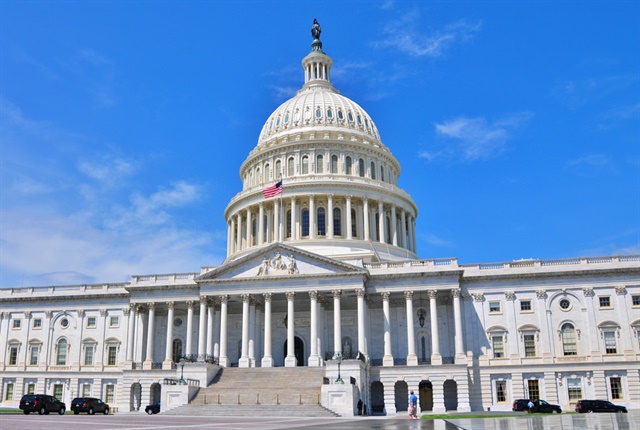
[409,390,418,419]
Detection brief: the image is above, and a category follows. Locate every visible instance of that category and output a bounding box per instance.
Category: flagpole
[279,173,283,243]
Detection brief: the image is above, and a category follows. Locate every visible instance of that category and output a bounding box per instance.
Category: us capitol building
[1,21,639,416]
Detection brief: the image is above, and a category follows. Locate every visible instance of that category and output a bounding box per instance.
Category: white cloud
[565,154,618,175]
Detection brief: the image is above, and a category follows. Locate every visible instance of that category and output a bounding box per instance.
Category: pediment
[196,243,367,282]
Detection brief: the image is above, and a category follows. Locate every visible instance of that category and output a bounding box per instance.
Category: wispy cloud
[553,74,639,110]
[374,11,481,58]
[421,113,532,162]
[565,154,618,175]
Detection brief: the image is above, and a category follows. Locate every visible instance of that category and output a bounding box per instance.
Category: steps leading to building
[164,403,339,417]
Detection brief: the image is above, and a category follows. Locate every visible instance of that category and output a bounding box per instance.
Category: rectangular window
[12,319,21,329]
[492,336,504,358]
[495,380,507,402]
[82,384,91,397]
[9,346,18,365]
[105,385,115,403]
[604,331,617,354]
[33,318,42,329]
[84,345,94,365]
[107,346,117,365]
[26,383,35,395]
[632,295,640,306]
[5,383,14,401]
[599,296,611,308]
[524,334,536,357]
[87,317,96,328]
[489,301,501,313]
[53,384,63,399]
[520,300,532,312]
[30,345,39,365]
[610,377,623,399]
[109,316,119,327]
[527,380,540,401]
[567,378,582,401]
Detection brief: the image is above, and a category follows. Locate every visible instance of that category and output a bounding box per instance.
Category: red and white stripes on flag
[262,181,282,198]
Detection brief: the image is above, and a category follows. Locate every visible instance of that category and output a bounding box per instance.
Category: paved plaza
[0,411,638,430]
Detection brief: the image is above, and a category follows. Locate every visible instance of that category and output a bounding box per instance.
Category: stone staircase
[165,367,338,417]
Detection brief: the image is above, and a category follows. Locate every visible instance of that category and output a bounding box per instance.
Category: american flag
[262,181,282,198]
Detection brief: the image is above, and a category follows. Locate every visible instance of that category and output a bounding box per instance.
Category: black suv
[19,394,66,415]
[145,401,161,414]
[70,397,110,415]
[575,399,627,413]
[513,399,562,413]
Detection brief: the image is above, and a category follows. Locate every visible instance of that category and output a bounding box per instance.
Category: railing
[131,273,197,284]
[460,255,639,271]
[151,362,163,369]
[181,354,218,364]
[132,362,143,370]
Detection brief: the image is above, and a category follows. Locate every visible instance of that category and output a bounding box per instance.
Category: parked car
[513,399,531,411]
[575,400,627,413]
[19,394,66,415]
[512,398,561,413]
[70,397,110,415]
[145,401,161,415]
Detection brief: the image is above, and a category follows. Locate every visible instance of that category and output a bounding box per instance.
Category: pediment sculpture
[256,252,299,276]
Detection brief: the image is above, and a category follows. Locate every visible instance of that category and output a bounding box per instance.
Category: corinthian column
[405,291,418,365]
[126,304,136,362]
[356,289,366,356]
[218,295,229,367]
[261,293,274,367]
[239,294,250,368]
[382,292,394,366]
[363,198,370,240]
[346,195,353,239]
[164,302,174,365]
[284,292,297,367]
[185,301,195,358]
[332,290,342,357]
[308,291,321,366]
[452,288,466,363]
[429,289,442,365]
[197,297,207,361]
[143,303,155,368]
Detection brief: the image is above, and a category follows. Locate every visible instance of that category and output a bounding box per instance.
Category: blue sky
[1,1,638,288]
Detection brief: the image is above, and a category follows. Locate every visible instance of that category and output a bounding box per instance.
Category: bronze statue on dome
[311,19,321,40]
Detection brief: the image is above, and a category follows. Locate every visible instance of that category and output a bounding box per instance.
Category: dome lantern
[302,19,334,91]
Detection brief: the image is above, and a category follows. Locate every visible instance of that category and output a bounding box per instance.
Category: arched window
[301,209,310,237]
[371,161,376,179]
[286,210,292,238]
[386,216,392,244]
[317,207,326,236]
[263,214,268,242]
[264,163,270,182]
[333,208,341,236]
[561,323,578,356]
[358,159,365,177]
[275,160,282,179]
[380,166,385,182]
[172,339,182,363]
[287,157,295,177]
[251,218,257,247]
[351,209,357,238]
[302,156,309,174]
[255,167,260,185]
[345,157,352,175]
[56,339,67,365]
[375,212,380,241]
[331,155,338,173]
[316,154,323,173]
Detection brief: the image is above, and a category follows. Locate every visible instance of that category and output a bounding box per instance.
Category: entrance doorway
[419,380,433,411]
[444,380,458,411]
[283,336,304,366]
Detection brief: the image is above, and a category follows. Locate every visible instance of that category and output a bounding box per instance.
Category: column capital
[199,296,208,305]
[286,291,295,301]
[381,291,391,301]
[123,307,131,316]
[241,293,251,302]
[332,289,342,298]
[346,195,352,202]
[427,289,438,299]
[327,194,333,201]
[219,295,229,304]
[100,308,107,316]
[309,194,315,202]
[582,287,594,297]
[504,291,515,301]
[356,288,366,298]
[309,290,318,300]
[615,285,626,295]
[25,310,32,319]
[363,196,369,203]
[45,310,52,318]
[263,292,272,302]
[535,290,547,299]
[470,292,484,302]
[147,302,156,310]
[186,300,197,309]
[404,290,414,300]
[451,288,461,299]
[166,301,175,310]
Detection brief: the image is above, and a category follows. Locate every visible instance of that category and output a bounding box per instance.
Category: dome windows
[337,109,344,121]
[284,112,290,124]
[315,107,322,119]
[276,116,281,127]
[347,112,354,123]
[294,109,301,123]
[327,108,333,118]
[304,107,312,122]
[316,154,324,173]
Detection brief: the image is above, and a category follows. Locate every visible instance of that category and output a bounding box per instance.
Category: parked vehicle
[575,400,627,413]
[19,394,66,415]
[145,401,161,415]
[70,397,110,415]
[512,398,561,413]
[513,399,531,411]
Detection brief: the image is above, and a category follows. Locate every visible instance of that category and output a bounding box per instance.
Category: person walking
[409,390,418,419]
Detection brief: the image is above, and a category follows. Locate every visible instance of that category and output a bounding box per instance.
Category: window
[275,160,281,178]
[29,345,39,365]
[599,296,611,308]
[5,383,14,401]
[109,316,119,327]
[604,332,617,354]
[333,208,341,236]
[26,383,35,395]
[33,318,42,329]
[495,380,507,402]
[301,156,309,174]
[561,323,577,356]
[82,384,91,397]
[345,156,352,175]
[286,210,291,238]
[567,378,582,401]
[316,155,323,173]
[610,377,623,399]
[632,295,640,306]
[84,345,94,365]
[489,302,501,313]
[301,209,309,237]
[520,300,532,312]
[492,336,504,358]
[174,317,183,327]
[527,380,540,401]
[12,319,21,329]
[317,207,326,236]
[60,318,69,328]
[351,209,357,238]
[358,159,365,177]
[105,385,115,403]
[524,334,536,357]
[53,384,63,399]
[287,157,294,177]
[172,339,183,363]
[337,109,344,120]
[107,346,117,366]
[9,346,18,365]
[370,161,376,179]
[330,155,338,173]
[559,299,571,310]
[87,317,96,328]
[56,339,68,365]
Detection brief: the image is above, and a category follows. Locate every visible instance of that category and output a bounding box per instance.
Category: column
[284,292,297,367]
[378,200,385,243]
[332,290,342,357]
[218,295,229,367]
[452,288,466,364]
[246,208,252,247]
[249,298,256,367]
[186,300,194,358]
[356,289,366,356]
[308,291,321,366]
[429,289,442,365]
[346,196,353,240]
[227,221,232,256]
[266,207,272,243]
[400,210,407,249]
[261,293,273,367]
[327,194,334,239]
[236,212,243,250]
[258,203,264,245]
[126,304,136,362]
[198,297,207,360]
[274,199,281,242]
[135,306,145,363]
[229,219,235,255]
[239,294,250,367]
[291,196,297,240]
[309,194,316,238]
[382,292,394,366]
[164,301,175,367]
[144,303,155,368]
[391,204,397,246]
[409,215,416,253]
[206,299,215,359]
[405,291,418,365]
[363,198,370,240]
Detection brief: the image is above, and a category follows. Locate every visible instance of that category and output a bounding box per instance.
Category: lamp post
[335,352,344,384]
[178,356,186,385]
